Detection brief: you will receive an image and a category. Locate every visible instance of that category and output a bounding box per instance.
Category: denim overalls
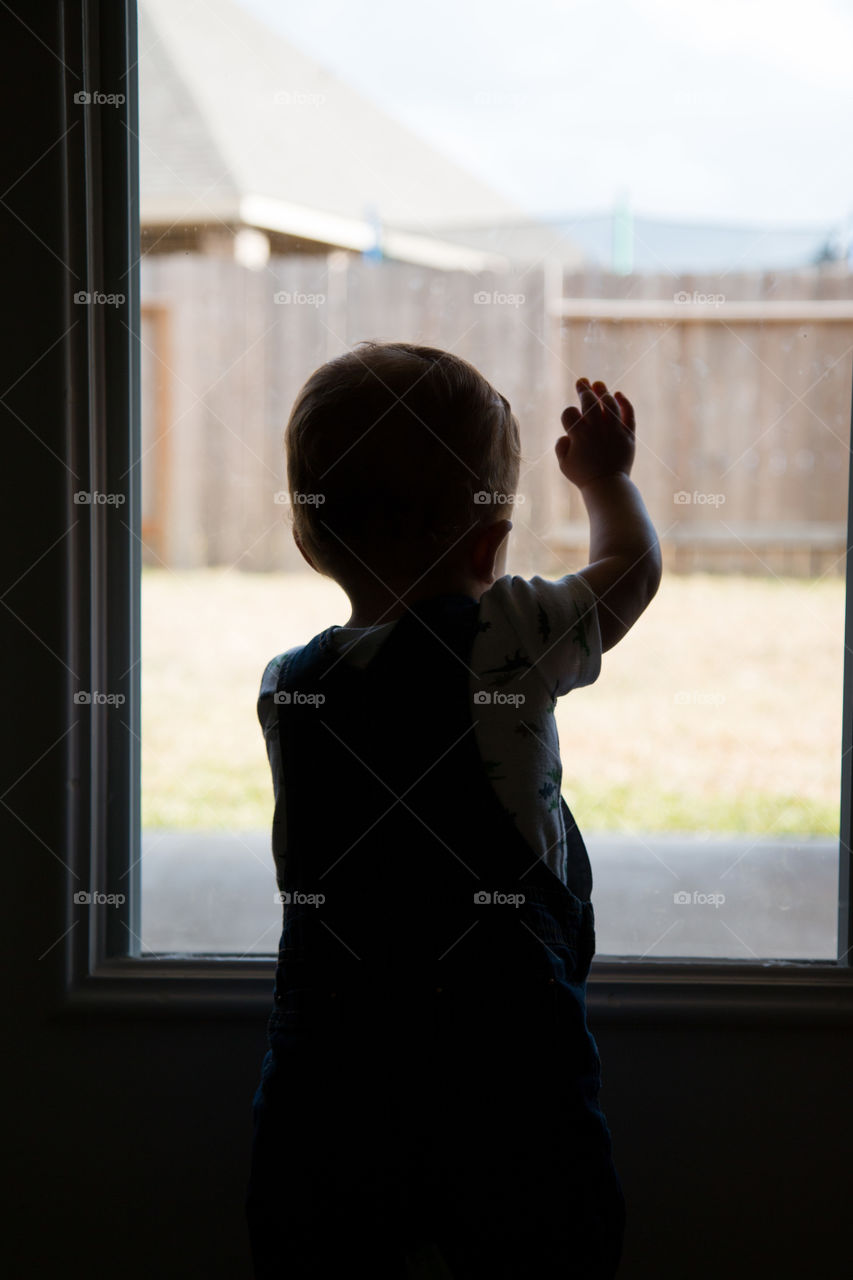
[246,593,626,1279]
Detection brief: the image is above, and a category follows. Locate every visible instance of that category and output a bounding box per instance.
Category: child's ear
[471,518,512,584]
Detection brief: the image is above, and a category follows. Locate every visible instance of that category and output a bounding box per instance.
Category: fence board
[140,255,853,577]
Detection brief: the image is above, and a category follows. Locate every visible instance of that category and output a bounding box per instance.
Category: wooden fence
[139,255,853,577]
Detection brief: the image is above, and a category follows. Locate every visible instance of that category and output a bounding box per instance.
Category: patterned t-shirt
[258,573,602,895]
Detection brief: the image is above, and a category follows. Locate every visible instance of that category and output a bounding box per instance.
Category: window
[55,0,853,1019]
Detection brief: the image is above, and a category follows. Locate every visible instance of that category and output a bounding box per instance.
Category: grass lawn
[141,568,844,836]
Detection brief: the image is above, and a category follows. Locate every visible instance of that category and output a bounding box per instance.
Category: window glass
[139,0,850,959]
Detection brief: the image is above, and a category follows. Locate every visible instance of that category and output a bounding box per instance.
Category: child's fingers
[576,378,598,416]
[599,391,621,420]
[614,391,635,433]
[561,405,582,430]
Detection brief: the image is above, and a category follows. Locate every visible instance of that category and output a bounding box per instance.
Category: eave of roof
[138,0,544,269]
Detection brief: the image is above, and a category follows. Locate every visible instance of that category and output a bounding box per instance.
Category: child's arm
[557,377,661,653]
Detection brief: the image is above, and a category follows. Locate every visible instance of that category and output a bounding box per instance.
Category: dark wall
[2,5,851,1277]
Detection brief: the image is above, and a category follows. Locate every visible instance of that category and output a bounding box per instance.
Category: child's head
[284,341,522,595]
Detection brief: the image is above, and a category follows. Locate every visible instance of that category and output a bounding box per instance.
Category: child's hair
[284,340,522,585]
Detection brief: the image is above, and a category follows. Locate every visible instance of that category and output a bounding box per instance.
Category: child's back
[245,344,661,1279]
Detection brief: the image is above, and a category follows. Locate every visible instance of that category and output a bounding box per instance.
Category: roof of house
[426,211,844,275]
[138,0,575,270]
[137,2,839,276]
[531,211,842,274]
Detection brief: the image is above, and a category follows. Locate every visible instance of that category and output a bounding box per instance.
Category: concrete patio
[140,831,839,961]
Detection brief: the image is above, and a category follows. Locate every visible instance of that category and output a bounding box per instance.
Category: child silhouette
[246,343,661,1278]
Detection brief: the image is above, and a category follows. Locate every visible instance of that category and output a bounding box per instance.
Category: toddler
[245,342,661,1279]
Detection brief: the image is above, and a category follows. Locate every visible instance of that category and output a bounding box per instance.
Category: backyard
[141,567,844,838]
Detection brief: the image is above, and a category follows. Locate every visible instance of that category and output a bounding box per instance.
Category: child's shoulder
[481,571,598,630]
[478,572,602,697]
[256,647,308,734]
[258,646,304,698]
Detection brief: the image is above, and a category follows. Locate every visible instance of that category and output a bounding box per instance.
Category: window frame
[55,0,853,1028]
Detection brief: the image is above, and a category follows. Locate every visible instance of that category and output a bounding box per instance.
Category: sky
[241,0,853,230]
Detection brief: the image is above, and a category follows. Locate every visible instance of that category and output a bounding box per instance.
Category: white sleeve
[257,651,297,890]
[479,572,602,700]
[257,653,285,742]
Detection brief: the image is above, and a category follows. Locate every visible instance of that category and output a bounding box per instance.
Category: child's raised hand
[555,378,636,488]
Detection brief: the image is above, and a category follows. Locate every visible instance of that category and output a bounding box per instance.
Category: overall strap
[274,596,596,992]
